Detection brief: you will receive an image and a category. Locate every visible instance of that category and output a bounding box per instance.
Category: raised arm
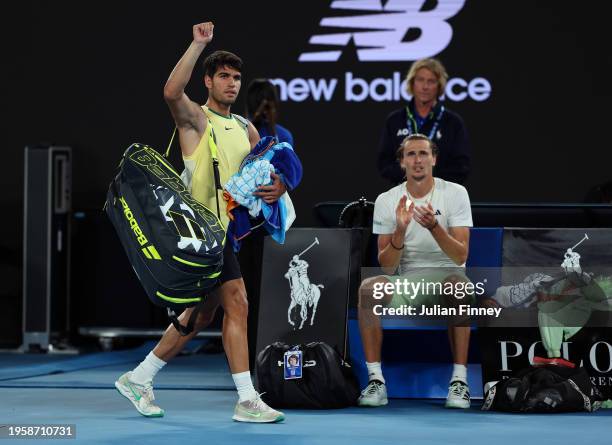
[377,196,413,273]
[163,22,214,156]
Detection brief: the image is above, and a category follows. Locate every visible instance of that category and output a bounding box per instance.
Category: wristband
[428,219,438,231]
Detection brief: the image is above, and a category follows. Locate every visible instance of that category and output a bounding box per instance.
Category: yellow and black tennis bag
[104,142,225,334]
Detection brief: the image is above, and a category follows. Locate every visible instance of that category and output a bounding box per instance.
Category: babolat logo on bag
[118,195,162,261]
[120,196,147,245]
[119,196,151,247]
[105,143,225,333]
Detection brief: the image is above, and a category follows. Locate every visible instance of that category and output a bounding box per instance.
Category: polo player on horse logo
[284,237,325,330]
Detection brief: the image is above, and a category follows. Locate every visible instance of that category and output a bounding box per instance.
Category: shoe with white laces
[358,380,388,407]
[232,393,285,423]
[445,380,471,409]
[115,371,165,418]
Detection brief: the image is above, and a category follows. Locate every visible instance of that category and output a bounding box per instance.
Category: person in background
[377,58,470,185]
[246,79,294,145]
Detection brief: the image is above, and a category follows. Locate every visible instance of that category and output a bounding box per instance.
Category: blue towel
[239,137,303,190]
[226,137,302,252]
[225,159,274,218]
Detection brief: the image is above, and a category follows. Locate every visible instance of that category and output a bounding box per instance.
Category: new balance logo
[299,0,466,62]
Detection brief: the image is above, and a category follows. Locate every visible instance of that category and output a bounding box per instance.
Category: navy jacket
[377,101,471,185]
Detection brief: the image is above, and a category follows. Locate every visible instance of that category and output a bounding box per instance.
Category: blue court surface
[1,342,611,445]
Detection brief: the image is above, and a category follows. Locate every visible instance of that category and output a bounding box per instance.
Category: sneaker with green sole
[115,371,165,418]
[232,394,285,423]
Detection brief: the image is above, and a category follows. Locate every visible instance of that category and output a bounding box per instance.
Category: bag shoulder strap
[206,121,222,218]
[232,113,250,137]
[164,127,177,158]
[163,119,221,218]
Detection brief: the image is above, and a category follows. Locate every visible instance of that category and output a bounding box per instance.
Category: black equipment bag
[482,365,604,413]
[256,341,360,409]
[104,142,225,335]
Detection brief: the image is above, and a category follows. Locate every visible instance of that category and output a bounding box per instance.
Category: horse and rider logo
[561,233,588,275]
[491,233,594,308]
[284,237,325,330]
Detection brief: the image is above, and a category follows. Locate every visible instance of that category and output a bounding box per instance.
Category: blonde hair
[405,58,448,97]
[396,134,438,161]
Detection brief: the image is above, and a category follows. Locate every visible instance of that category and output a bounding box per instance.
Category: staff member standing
[246,78,294,145]
[377,58,471,185]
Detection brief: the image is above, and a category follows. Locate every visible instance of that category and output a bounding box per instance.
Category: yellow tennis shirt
[182,106,251,228]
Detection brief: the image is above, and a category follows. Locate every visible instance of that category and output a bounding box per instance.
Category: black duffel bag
[482,365,604,413]
[256,341,360,409]
[104,142,225,335]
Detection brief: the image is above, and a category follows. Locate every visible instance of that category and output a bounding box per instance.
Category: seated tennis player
[358,133,474,409]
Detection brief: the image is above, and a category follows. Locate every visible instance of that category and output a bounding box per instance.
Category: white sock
[450,363,468,384]
[130,351,166,385]
[232,371,258,402]
[366,361,385,384]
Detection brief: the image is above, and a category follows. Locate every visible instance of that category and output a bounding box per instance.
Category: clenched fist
[193,22,214,44]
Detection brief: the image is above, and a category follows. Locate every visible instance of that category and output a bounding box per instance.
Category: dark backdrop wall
[3,1,611,342]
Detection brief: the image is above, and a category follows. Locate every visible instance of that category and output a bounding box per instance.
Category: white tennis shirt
[372,177,473,271]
